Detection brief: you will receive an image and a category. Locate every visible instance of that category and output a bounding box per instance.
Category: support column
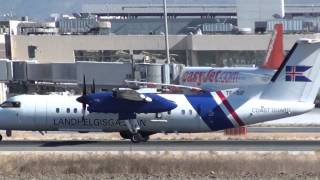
[190,51,199,66]
[0,83,7,103]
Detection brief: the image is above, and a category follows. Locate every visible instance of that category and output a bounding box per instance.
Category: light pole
[163,0,170,84]
[163,0,170,64]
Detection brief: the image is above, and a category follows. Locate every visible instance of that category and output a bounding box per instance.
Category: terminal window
[196,51,266,67]
[133,50,186,64]
[75,50,187,64]
[74,50,130,62]
[28,45,37,59]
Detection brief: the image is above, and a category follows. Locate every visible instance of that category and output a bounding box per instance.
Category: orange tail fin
[263,24,284,69]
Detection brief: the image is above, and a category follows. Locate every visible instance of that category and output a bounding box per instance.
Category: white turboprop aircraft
[0,38,319,143]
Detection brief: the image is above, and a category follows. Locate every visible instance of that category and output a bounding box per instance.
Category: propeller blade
[82,103,86,121]
[91,79,96,93]
[83,75,87,96]
[81,75,87,121]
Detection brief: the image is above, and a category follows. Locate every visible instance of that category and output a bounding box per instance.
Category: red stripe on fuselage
[216,91,245,126]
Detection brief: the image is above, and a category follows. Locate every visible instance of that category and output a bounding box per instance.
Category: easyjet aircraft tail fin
[263,24,284,69]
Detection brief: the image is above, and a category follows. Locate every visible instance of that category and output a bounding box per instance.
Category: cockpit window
[0,101,21,108]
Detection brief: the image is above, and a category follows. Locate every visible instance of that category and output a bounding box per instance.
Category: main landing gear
[119,131,152,143]
[122,119,146,143]
[130,133,150,143]
[120,117,155,143]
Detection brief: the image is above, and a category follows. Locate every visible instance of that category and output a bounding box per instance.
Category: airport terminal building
[6,0,320,66]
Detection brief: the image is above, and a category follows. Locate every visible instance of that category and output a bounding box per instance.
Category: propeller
[76,75,88,121]
[76,76,97,121]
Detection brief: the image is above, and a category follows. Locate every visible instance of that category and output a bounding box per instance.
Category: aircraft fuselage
[0,93,312,134]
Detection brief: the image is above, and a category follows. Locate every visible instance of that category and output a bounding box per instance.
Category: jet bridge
[0,59,183,95]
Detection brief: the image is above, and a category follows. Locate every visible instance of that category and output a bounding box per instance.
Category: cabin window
[181,110,185,115]
[0,101,21,108]
[73,108,77,114]
[189,110,192,115]
[66,108,70,113]
[56,108,60,113]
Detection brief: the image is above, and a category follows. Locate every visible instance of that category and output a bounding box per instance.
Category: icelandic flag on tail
[285,66,312,82]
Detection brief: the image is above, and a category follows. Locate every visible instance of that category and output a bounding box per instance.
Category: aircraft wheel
[141,135,150,142]
[0,134,3,141]
[119,131,132,140]
[130,134,143,143]
[130,134,150,143]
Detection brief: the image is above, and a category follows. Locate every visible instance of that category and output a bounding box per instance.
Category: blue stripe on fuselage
[185,93,234,131]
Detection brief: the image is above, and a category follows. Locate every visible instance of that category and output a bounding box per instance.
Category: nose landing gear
[6,130,12,137]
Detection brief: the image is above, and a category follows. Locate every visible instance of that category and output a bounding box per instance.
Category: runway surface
[0,140,319,151]
[248,127,320,133]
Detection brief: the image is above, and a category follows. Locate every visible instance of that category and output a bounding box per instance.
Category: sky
[0,0,318,20]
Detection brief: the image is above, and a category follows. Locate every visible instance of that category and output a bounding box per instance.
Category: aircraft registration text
[53,118,146,128]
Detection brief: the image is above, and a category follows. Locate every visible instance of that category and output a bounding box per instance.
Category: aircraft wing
[125,80,205,94]
[238,71,274,83]
[112,88,152,102]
